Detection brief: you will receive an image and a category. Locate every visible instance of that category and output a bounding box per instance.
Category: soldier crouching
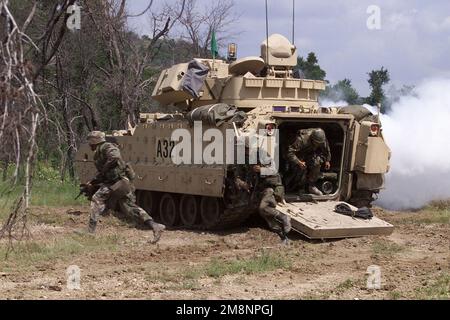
[285,128,332,196]
[85,131,165,243]
[252,165,292,244]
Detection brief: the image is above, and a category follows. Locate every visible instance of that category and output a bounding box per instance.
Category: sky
[127,0,450,96]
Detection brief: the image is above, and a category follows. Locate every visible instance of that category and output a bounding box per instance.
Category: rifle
[75,182,99,200]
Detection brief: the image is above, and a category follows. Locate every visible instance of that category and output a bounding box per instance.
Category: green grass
[0,179,87,222]
[146,251,292,288]
[396,200,450,225]
[335,279,355,292]
[415,274,450,300]
[205,252,291,278]
[372,240,405,256]
[0,234,120,271]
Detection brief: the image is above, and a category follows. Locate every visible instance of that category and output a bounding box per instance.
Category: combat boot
[88,220,97,234]
[280,214,292,234]
[277,231,290,246]
[145,219,166,244]
[308,186,324,196]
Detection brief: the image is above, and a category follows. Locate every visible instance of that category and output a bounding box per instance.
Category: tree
[366,67,390,110]
[321,79,360,105]
[83,0,186,128]
[295,52,326,81]
[0,0,76,240]
[177,0,239,58]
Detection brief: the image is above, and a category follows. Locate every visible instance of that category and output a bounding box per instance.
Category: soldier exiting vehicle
[83,131,165,243]
[285,128,331,196]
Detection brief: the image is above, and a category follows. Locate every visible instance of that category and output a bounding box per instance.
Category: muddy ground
[0,206,449,300]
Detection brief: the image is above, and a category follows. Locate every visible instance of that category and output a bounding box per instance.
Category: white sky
[127,0,450,96]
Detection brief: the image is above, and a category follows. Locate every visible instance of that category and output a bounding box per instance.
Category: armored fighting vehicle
[75,34,393,239]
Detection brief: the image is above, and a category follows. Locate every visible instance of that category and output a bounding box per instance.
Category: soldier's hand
[235,178,250,193]
[325,162,331,170]
[298,161,307,169]
[252,165,261,173]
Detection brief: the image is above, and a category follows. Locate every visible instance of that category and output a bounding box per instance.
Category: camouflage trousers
[89,185,152,227]
[258,188,283,233]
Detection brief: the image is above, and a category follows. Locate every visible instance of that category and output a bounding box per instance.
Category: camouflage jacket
[286,128,331,164]
[93,142,126,184]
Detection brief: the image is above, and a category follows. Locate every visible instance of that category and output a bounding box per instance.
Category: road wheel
[159,193,180,227]
[141,191,159,218]
[179,195,199,227]
[200,197,223,229]
[135,190,143,206]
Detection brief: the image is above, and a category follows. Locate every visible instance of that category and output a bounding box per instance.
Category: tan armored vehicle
[75,34,393,239]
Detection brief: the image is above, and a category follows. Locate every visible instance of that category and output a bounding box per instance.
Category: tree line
[295,52,414,113]
[0,0,238,237]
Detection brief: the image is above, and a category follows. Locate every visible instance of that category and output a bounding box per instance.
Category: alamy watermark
[67,3,81,31]
[66,265,81,290]
[366,265,382,290]
[160,121,280,176]
[367,5,381,30]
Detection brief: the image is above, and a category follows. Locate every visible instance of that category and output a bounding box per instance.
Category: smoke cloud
[376,78,450,210]
[319,99,349,108]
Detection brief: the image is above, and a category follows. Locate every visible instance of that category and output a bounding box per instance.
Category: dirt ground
[0,205,449,300]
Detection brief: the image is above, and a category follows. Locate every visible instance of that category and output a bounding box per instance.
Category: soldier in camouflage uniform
[85,131,165,243]
[285,128,331,196]
[251,164,292,244]
[233,157,292,244]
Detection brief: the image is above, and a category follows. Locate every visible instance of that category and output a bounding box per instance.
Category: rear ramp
[276,201,394,239]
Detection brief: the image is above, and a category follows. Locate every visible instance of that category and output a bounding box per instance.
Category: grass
[415,274,450,300]
[0,234,120,271]
[205,252,291,278]
[372,240,405,256]
[388,291,402,300]
[395,200,450,225]
[335,279,355,292]
[146,251,293,288]
[0,179,87,222]
[302,292,331,300]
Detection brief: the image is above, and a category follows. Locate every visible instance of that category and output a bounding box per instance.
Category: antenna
[292,0,295,44]
[265,0,269,65]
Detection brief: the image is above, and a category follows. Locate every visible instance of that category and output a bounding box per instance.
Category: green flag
[211,31,218,59]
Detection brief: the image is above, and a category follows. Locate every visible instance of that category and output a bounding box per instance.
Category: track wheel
[200,197,223,229]
[159,193,180,227]
[179,195,199,227]
[141,191,158,219]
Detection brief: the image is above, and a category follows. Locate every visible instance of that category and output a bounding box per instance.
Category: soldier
[84,131,165,243]
[233,153,292,244]
[285,128,331,196]
[251,164,292,244]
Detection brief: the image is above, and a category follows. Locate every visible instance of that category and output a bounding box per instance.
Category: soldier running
[84,131,165,243]
[285,128,331,196]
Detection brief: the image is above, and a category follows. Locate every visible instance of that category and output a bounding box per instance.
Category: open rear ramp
[276,201,394,239]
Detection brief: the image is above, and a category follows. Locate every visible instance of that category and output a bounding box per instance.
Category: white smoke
[319,100,349,108]
[376,78,450,210]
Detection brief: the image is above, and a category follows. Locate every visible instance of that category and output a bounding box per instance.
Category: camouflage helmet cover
[310,128,326,144]
[87,131,106,145]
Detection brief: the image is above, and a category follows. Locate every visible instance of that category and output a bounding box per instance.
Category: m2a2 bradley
[75,34,394,239]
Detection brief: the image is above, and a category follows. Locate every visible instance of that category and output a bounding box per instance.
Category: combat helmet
[310,128,326,145]
[87,131,106,145]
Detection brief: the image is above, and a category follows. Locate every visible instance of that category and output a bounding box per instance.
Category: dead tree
[84,0,185,127]
[0,0,75,242]
[178,0,239,58]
